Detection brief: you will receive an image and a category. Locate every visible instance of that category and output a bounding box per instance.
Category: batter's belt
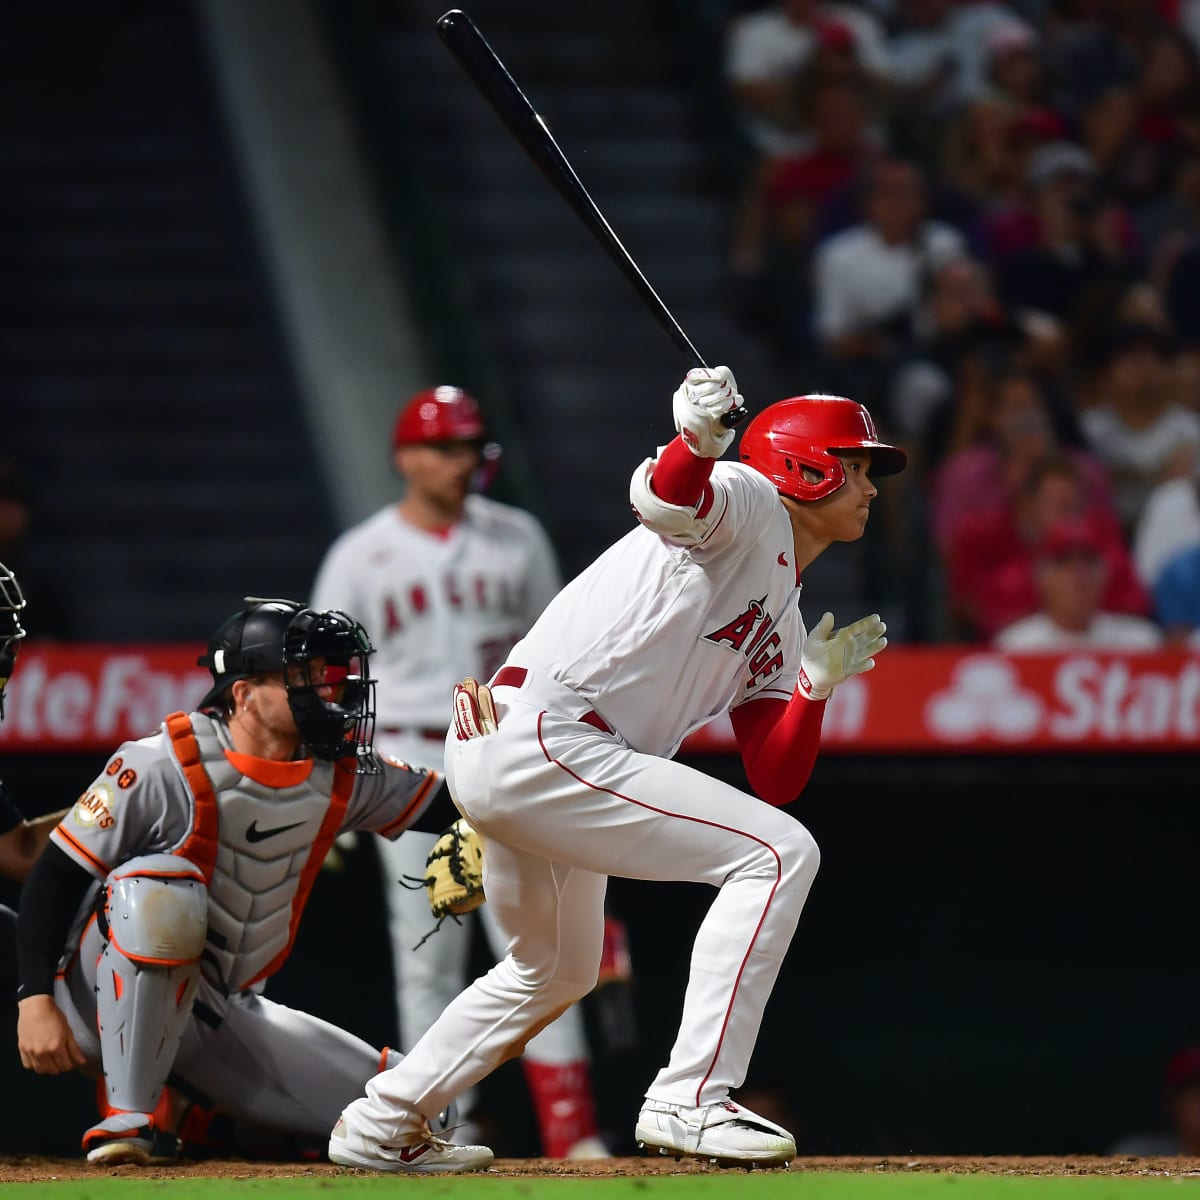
[490,665,613,735]
[378,726,449,741]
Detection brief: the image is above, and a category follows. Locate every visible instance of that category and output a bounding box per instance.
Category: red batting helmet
[392,386,487,449]
[739,394,906,501]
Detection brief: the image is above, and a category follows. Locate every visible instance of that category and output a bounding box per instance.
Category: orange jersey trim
[240,759,356,989]
[164,713,220,883]
[376,771,439,839]
[223,750,313,788]
[53,826,111,878]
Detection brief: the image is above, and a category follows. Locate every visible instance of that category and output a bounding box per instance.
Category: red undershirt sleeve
[730,692,828,807]
[650,435,717,509]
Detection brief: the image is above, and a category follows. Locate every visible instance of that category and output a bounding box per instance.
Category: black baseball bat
[435,8,747,427]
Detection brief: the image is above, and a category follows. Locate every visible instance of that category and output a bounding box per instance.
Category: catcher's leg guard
[84,854,207,1163]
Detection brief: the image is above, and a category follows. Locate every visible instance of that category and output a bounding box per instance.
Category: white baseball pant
[342,673,819,1141]
[374,730,592,1064]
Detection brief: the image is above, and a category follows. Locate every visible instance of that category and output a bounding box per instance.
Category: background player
[329,365,905,1172]
[15,598,490,1172]
[311,385,607,1158]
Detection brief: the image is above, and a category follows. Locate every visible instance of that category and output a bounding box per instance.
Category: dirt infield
[2,1155,1199,1182]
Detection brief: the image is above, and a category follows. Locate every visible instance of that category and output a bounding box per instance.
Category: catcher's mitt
[425,818,485,920]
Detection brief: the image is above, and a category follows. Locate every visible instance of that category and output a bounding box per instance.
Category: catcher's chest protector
[168,714,351,992]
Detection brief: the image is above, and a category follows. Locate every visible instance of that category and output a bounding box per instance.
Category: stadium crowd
[712,0,1200,645]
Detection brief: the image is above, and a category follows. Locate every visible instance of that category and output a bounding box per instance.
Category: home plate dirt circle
[2,1155,1199,1181]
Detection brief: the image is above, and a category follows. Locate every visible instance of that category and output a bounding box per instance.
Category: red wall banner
[1,644,1198,754]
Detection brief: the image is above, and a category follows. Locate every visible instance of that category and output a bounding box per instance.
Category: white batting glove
[672,366,743,458]
[798,612,887,700]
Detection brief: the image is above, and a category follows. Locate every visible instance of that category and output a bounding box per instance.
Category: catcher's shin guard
[95,854,208,1114]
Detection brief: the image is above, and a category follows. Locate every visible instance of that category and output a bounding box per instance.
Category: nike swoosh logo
[397,1144,431,1163]
[245,818,306,843]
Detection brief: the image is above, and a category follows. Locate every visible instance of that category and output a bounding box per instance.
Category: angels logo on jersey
[703,597,785,687]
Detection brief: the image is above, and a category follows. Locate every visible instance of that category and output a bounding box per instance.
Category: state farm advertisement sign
[1,645,1198,754]
[0,646,208,753]
[685,648,1200,754]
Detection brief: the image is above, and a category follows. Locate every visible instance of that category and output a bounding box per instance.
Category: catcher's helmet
[197,598,378,770]
[392,386,487,448]
[739,394,907,502]
[0,560,27,719]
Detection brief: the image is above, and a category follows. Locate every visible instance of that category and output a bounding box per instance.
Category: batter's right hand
[798,612,887,700]
[17,994,87,1074]
[672,366,743,459]
[452,677,498,740]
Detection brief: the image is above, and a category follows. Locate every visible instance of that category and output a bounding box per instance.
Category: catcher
[16,598,487,1171]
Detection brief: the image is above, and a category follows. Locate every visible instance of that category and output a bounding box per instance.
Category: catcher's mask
[739,394,906,501]
[197,598,379,772]
[0,560,27,719]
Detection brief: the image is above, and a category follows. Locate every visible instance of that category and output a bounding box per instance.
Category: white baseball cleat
[635,1098,796,1168]
[328,1116,493,1173]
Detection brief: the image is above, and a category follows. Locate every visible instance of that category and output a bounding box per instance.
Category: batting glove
[452,676,498,740]
[798,612,887,700]
[672,366,743,458]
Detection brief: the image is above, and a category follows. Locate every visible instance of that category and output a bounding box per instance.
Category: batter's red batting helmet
[739,394,906,501]
[392,386,487,449]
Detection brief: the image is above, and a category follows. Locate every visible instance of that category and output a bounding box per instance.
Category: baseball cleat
[83,1111,179,1166]
[634,1099,796,1168]
[328,1115,493,1173]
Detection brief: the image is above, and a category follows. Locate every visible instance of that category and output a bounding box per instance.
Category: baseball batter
[329,366,907,1171]
[311,385,605,1157]
[14,598,491,1171]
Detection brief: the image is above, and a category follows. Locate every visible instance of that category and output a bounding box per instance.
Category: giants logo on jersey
[703,597,785,687]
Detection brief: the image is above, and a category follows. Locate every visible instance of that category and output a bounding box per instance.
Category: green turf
[5,1174,1200,1200]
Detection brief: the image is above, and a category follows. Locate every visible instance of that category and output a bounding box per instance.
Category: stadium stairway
[334,0,873,615]
[0,2,332,640]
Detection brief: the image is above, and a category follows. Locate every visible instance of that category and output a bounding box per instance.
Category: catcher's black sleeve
[0,777,24,837]
[407,779,460,835]
[16,842,93,1000]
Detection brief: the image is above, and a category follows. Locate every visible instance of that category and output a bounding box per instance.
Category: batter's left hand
[798,612,887,699]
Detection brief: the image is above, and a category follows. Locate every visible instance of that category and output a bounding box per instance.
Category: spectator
[992,141,1138,328]
[725,0,889,159]
[738,76,884,341]
[1133,469,1200,589]
[811,157,966,396]
[945,454,1149,639]
[994,518,1164,649]
[1153,541,1200,642]
[929,367,1112,550]
[1080,322,1200,531]
[1110,1045,1200,1156]
[888,0,1028,123]
[1083,29,1200,210]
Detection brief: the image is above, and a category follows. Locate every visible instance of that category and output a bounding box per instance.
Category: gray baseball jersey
[51,710,442,991]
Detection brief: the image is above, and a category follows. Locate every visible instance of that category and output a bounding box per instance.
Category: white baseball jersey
[312,496,561,731]
[512,459,805,758]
